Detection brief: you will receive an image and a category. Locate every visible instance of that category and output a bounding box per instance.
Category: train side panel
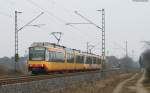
[28,43,102,74]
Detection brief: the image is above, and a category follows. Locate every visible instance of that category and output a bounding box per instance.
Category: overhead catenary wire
[3,0,100,50]
[0,8,44,30]
[25,0,95,40]
[23,0,91,44]
[18,12,44,31]
[46,0,72,16]
[27,0,92,39]
[46,0,98,38]
[0,11,12,18]
[3,0,98,40]
[74,11,102,29]
[0,1,87,56]
[4,0,15,5]
[26,0,68,24]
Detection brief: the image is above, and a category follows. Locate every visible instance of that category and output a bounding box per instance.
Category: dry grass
[143,77,150,92]
[52,73,134,93]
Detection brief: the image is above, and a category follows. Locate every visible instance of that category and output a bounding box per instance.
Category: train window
[76,55,80,63]
[49,51,65,62]
[86,56,92,64]
[71,54,75,62]
[76,55,84,63]
[97,58,101,64]
[67,53,74,63]
[29,47,45,61]
[56,52,65,62]
[45,49,49,61]
[86,56,89,64]
[93,57,97,64]
[49,52,53,61]
[96,58,98,64]
[81,56,84,63]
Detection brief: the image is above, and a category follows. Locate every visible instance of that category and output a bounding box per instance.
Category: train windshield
[29,47,46,61]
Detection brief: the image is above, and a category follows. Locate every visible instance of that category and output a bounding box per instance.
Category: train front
[28,47,47,74]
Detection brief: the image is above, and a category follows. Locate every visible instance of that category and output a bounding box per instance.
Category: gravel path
[136,72,148,93]
[112,73,138,93]
[112,72,149,93]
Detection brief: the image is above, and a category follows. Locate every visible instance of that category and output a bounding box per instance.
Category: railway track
[0,71,100,85]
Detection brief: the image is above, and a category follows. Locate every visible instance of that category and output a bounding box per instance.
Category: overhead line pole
[14,11,44,72]
[66,9,106,75]
[87,42,89,53]
[98,9,106,71]
[125,41,128,57]
[15,11,22,72]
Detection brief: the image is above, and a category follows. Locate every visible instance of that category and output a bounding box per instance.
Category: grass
[143,76,150,91]
[51,73,134,93]
[143,72,150,92]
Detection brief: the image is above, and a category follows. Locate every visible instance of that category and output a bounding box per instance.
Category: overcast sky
[0,0,150,60]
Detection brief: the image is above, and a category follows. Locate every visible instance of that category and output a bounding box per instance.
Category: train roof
[30,42,100,57]
[31,42,66,48]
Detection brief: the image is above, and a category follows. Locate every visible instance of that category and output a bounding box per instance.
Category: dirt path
[136,73,148,93]
[112,72,148,93]
[112,73,138,93]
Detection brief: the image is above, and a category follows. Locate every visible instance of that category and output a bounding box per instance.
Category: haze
[0,0,149,60]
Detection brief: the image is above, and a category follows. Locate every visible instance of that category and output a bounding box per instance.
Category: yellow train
[28,42,101,74]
